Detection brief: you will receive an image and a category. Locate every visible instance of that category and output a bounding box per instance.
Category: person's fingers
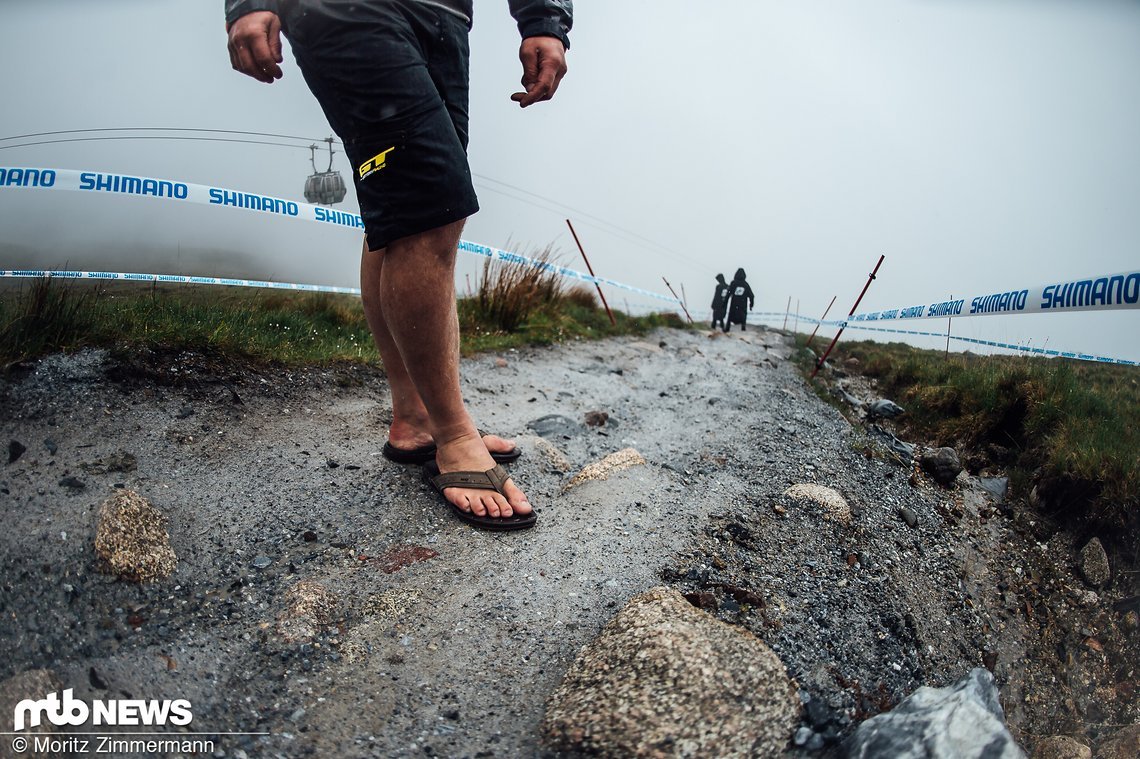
[511,38,566,107]
[234,43,268,82]
[511,44,542,106]
[247,25,283,81]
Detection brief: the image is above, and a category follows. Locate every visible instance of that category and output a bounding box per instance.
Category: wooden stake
[812,255,885,379]
[806,295,837,348]
[662,277,693,323]
[566,219,616,326]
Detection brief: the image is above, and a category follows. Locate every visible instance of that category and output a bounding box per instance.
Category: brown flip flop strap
[431,465,510,494]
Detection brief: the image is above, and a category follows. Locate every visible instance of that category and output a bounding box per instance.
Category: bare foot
[433,430,532,520]
[388,417,517,458]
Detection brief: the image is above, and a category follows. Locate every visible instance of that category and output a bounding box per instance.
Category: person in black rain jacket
[725,268,754,332]
[710,273,731,330]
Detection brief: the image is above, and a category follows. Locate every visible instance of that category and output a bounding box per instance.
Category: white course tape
[0,269,362,295]
[749,311,1137,366]
[0,166,680,305]
[848,271,1140,323]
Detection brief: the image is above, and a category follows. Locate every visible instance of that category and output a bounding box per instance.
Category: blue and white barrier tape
[0,166,680,305]
[847,271,1139,322]
[0,269,362,295]
[748,311,1137,366]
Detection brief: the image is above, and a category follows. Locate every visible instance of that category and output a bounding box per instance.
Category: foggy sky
[2,0,1138,360]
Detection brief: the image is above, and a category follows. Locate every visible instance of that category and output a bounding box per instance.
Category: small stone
[1077,538,1110,588]
[60,476,86,491]
[794,726,813,746]
[899,507,918,528]
[8,440,26,464]
[94,490,177,583]
[683,591,717,612]
[494,357,508,368]
[920,447,963,487]
[251,555,273,569]
[275,580,340,645]
[1033,735,1091,759]
[867,399,905,419]
[783,484,850,524]
[584,410,609,427]
[527,414,581,440]
[565,448,646,490]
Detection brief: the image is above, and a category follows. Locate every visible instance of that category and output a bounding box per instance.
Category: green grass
[0,277,689,369]
[796,337,1140,538]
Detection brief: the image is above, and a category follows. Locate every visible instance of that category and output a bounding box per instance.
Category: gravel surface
[1,326,1135,758]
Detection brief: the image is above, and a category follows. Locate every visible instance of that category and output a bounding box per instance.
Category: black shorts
[284,0,479,251]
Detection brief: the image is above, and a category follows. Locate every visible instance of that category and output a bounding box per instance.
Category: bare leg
[360,240,516,457]
[362,223,530,519]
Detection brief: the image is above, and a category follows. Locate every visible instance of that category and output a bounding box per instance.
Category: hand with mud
[227,11,284,84]
[511,36,567,107]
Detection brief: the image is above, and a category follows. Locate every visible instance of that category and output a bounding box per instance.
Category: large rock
[541,586,799,757]
[94,489,177,582]
[0,669,65,759]
[846,668,1025,759]
[920,447,963,487]
[1095,723,1140,759]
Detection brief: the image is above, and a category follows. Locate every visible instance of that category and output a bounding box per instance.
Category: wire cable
[0,135,314,152]
[0,126,329,145]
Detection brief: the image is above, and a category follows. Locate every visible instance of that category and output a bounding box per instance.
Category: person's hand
[511,36,567,107]
[227,11,284,84]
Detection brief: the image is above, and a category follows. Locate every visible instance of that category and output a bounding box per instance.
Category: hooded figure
[710,273,731,330]
[725,268,754,331]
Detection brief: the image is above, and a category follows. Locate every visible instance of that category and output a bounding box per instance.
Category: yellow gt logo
[358,147,396,180]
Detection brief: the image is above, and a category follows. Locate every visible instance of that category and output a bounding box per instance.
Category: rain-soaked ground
[1,326,1135,757]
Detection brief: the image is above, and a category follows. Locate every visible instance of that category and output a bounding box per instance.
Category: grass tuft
[799,337,1140,541]
[1,273,690,370]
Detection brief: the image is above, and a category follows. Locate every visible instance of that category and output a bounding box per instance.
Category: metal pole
[662,277,693,323]
[680,282,690,319]
[782,296,792,331]
[811,254,886,380]
[794,299,800,336]
[566,219,617,326]
[806,295,837,349]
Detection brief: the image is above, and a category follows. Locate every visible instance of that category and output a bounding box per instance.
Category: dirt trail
[1,327,1132,757]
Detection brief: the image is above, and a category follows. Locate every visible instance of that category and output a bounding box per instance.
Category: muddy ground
[1,326,1136,758]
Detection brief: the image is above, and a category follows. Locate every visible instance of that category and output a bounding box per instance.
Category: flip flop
[382,430,522,465]
[422,460,537,531]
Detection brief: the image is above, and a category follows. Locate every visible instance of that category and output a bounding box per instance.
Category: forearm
[225,0,280,28]
[507,0,573,49]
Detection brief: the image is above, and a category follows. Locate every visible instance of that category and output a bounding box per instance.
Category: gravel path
[1,326,1133,757]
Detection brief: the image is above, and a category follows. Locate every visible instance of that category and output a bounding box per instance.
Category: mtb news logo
[13,689,193,731]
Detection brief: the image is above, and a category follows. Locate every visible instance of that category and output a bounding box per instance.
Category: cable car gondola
[304,136,347,205]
